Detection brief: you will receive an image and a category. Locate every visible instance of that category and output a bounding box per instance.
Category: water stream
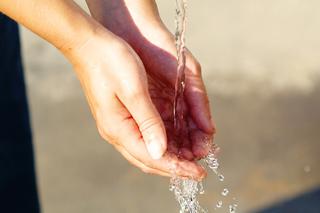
[170,1,237,212]
[173,0,187,134]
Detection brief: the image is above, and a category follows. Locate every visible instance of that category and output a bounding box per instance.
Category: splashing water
[170,0,237,212]
[218,174,225,182]
[222,188,229,197]
[170,1,206,212]
[229,204,238,213]
[216,201,223,209]
[169,178,208,213]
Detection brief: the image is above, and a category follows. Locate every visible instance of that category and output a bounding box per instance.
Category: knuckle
[123,84,146,100]
[138,116,162,133]
[97,122,117,144]
[129,88,145,100]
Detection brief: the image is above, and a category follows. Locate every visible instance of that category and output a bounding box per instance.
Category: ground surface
[21,0,320,212]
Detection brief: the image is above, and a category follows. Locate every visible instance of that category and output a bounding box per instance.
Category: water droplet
[199,182,205,194]
[218,174,225,181]
[169,178,207,213]
[216,201,223,208]
[229,204,237,213]
[169,183,175,191]
[208,160,219,170]
[221,188,229,196]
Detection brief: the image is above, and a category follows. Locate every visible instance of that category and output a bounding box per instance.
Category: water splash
[199,182,205,195]
[170,143,237,213]
[170,0,238,212]
[169,177,208,213]
[170,1,207,212]
[222,188,229,197]
[218,174,225,182]
[216,201,223,208]
[229,204,237,213]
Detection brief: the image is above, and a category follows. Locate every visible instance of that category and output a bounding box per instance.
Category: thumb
[117,86,167,160]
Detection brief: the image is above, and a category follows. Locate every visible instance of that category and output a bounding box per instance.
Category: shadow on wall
[255,187,320,213]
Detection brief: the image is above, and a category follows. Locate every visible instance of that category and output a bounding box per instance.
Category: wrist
[63,24,131,72]
[57,17,102,59]
[86,0,170,45]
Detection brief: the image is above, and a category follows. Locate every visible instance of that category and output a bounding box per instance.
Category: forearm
[0,0,100,56]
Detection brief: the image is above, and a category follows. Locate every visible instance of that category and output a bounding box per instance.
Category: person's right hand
[65,28,206,180]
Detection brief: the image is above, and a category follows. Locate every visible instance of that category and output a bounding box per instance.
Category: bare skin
[86,0,216,159]
[0,0,215,180]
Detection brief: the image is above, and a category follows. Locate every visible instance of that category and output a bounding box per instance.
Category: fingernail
[146,137,165,160]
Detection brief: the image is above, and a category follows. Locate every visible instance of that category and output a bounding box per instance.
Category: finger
[164,120,179,155]
[184,53,216,135]
[163,116,194,160]
[191,130,213,159]
[179,147,195,161]
[113,144,170,177]
[103,97,206,180]
[188,118,213,159]
[179,109,195,160]
[115,143,206,181]
[117,81,167,160]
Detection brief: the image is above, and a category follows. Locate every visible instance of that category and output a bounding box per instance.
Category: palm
[147,74,192,160]
[139,42,214,161]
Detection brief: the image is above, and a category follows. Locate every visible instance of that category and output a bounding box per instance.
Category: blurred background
[20,0,320,212]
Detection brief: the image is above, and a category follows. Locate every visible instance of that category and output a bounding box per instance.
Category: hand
[141,45,216,161]
[86,0,216,161]
[0,0,206,180]
[65,28,206,180]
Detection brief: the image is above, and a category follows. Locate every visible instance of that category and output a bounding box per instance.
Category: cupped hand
[85,0,217,161]
[134,34,216,161]
[65,28,206,180]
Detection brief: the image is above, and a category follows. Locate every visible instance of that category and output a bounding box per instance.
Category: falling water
[173,0,187,134]
[170,0,237,212]
[170,1,206,212]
